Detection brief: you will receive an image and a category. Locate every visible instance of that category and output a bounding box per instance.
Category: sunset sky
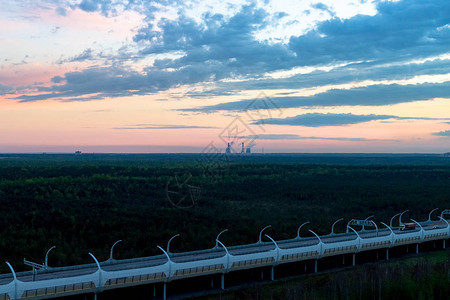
[0,0,449,153]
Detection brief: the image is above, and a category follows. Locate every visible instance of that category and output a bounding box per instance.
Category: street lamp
[215,229,228,248]
[44,246,56,268]
[296,221,310,239]
[109,240,122,261]
[330,218,343,235]
[362,215,374,231]
[167,234,180,254]
[427,208,439,222]
[258,225,271,244]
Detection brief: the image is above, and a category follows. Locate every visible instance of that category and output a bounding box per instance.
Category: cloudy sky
[0,0,449,153]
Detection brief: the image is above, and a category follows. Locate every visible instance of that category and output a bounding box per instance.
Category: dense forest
[207,250,450,300]
[0,153,449,274]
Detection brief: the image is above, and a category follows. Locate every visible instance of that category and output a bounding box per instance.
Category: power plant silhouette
[225,142,254,154]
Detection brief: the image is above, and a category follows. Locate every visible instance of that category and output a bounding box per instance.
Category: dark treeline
[0,154,449,273]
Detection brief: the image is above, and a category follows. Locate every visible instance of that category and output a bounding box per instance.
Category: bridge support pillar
[314,260,318,273]
[211,277,214,288]
[386,249,389,260]
[416,244,419,254]
[163,283,167,300]
[352,254,355,267]
[153,285,156,297]
[221,274,225,290]
[443,240,446,249]
[261,269,264,279]
[342,255,345,265]
[94,293,97,300]
[271,266,274,281]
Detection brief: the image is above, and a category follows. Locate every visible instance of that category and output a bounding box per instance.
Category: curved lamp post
[330,218,343,235]
[44,246,56,268]
[399,210,409,226]
[410,218,424,242]
[88,252,103,291]
[157,246,172,278]
[109,240,122,261]
[308,229,323,271]
[258,225,271,244]
[215,239,230,272]
[389,212,402,228]
[438,216,449,227]
[296,221,310,239]
[167,234,180,254]
[362,215,374,231]
[380,222,393,234]
[6,262,18,299]
[427,208,439,222]
[346,226,361,251]
[215,229,228,248]
[265,234,280,279]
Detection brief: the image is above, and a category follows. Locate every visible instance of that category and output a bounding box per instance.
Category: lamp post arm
[390,212,401,228]
[428,208,439,222]
[380,222,393,234]
[44,246,56,268]
[409,218,424,242]
[216,239,230,271]
[258,225,271,244]
[363,215,374,231]
[347,226,361,251]
[157,245,172,279]
[438,216,449,227]
[265,234,280,263]
[109,240,122,261]
[371,220,378,237]
[5,262,17,299]
[5,262,17,281]
[88,252,103,289]
[399,210,409,226]
[88,253,102,271]
[215,229,228,248]
[296,221,310,239]
[330,218,343,235]
[309,230,323,258]
[308,230,322,244]
[167,234,180,254]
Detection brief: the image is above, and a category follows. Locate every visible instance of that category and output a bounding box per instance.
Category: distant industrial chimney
[241,142,245,154]
[226,143,231,154]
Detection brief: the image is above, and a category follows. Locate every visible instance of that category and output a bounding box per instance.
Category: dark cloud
[210,58,450,96]
[433,130,450,137]
[114,124,217,129]
[255,113,395,127]
[68,48,94,62]
[12,0,450,103]
[0,83,13,95]
[50,76,64,84]
[227,134,395,142]
[289,0,450,66]
[185,82,450,111]
[254,113,450,127]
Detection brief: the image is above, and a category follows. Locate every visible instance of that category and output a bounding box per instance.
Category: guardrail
[0,209,449,300]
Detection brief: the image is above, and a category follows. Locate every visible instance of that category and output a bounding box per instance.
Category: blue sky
[0,0,449,153]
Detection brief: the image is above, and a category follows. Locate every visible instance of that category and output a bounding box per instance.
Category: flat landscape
[0,153,449,275]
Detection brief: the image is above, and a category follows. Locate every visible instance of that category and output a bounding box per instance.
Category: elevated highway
[0,209,449,300]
